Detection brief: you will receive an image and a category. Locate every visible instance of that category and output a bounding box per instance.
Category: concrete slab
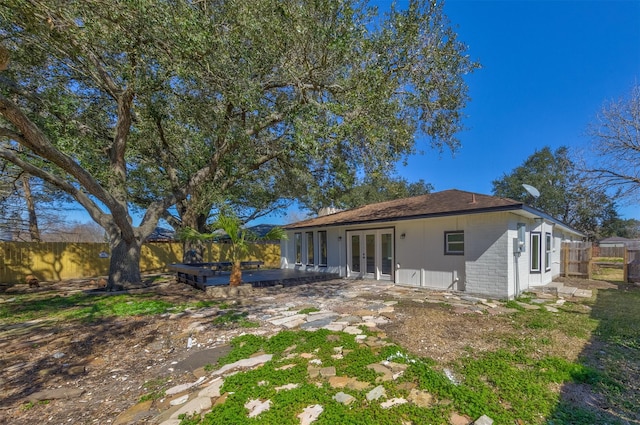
[557,286,577,296]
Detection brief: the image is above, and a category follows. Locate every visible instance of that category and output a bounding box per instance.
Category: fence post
[562,242,568,277]
[623,247,628,283]
[587,244,593,279]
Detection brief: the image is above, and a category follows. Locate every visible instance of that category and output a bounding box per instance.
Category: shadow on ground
[552,281,640,424]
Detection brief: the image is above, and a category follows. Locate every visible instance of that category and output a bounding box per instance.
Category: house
[598,236,637,248]
[280,189,584,299]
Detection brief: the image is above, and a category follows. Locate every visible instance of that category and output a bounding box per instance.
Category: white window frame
[444,231,464,255]
[531,232,541,273]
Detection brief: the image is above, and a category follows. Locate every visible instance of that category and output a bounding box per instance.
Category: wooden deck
[169,265,340,290]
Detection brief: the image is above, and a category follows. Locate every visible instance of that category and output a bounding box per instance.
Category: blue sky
[64,0,639,227]
[392,0,640,220]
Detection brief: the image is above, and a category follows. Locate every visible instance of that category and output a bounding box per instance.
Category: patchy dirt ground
[0,276,633,424]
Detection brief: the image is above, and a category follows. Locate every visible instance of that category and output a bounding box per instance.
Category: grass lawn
[2,276,638,424]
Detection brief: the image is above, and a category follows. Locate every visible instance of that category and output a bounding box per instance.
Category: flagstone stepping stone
[383,300,398,306]
[381,397,407,409]
[407,389,433,407]
[474,414,494,425]
[396,382,416,391]
[574,289,592,298]
[198,377,224,398]
[343,326,363,335]
[515,301,540,310]
[301,317,337,330]
[307,366,321,378]
[269,314,307,326]
[367,363,393,382]
[214,393,229,406]
[169,394,189,406]
[544,305,559,313]
[328,376,371,390]
[27,387,85,402]
[170,396,212,419]
[337,315,361,324]
[173,345,233,372]
[210,354,273,376]
[333,391,356,405]
[298,404,323,425]
[275,383,299,391]
[245,399,271,418]
[306,311,339,321]
[380,311,397,320]
[323,323,345,332]
[530,298,548,304]
[366,385,386,401]
[284,318,307,328]
[320,366,337,377]
[450,412,472,425]
[166,377,206,395]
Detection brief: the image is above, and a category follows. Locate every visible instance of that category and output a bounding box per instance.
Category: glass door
[364,233,376,279]
[348,233,361,276]
[346,229,394,281]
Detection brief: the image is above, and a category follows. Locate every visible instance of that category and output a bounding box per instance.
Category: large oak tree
[0,0,477,290]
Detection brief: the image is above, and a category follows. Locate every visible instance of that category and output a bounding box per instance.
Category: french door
[347,229,394,281]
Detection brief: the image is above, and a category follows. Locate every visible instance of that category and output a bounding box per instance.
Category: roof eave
[284,204,527,231]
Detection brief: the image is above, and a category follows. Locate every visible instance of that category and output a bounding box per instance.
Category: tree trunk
[21,173,41,242]
[183,239,204,263]
[229,261,242,286]
[180,206,209,263]
[107,236,142,291]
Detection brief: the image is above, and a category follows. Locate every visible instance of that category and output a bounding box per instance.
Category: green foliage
[297,307,321,314]
[211,310,259,328]
[0,292,204,324]
[0,1,478,290]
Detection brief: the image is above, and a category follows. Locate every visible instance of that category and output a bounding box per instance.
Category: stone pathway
[105,278,580,425]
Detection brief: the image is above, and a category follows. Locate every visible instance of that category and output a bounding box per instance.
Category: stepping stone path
[109,279,569,424]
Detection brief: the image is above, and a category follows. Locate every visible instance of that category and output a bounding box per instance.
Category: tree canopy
[300,174,433,213]
[492,146,619,240]
[0,0,478,289]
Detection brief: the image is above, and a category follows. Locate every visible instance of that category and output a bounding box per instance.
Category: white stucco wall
[282,211,581,300]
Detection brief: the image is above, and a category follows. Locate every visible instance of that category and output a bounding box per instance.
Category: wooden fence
[562,241,640,283]
[561,241,593,278]
[626,242,640,283]
[592,245,626,258]
[0,241,280,284]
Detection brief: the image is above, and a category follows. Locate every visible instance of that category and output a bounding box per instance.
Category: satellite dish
[522,184,540,199]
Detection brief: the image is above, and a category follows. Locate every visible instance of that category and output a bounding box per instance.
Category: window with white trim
[318,231,327,266]
[531,232,541,272]
[306,232,314,265]
[444,231,464,255]
[294,232,302,264]
[545,232,552,271]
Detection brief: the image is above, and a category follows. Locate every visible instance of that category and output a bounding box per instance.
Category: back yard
[0,271,637,425]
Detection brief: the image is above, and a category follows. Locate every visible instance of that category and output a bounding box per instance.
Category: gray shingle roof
[285,189,524,229]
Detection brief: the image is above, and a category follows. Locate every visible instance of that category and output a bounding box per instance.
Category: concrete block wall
[464,213,511,299]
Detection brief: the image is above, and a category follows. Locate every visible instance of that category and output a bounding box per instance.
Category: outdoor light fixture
[400,233,406,239]
[338,236,342,241]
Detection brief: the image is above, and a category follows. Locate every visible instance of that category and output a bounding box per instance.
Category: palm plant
[179,212,285,286]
